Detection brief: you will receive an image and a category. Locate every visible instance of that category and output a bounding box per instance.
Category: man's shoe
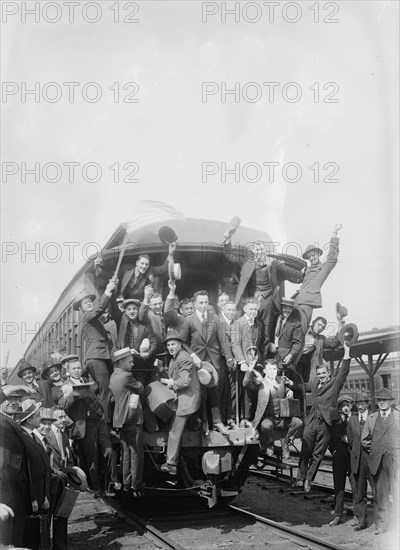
[351,519,358,527]
[213,423,229,435]
[329,516,343,526]
[113,482,122,491]
[227,419,237,430]
[281,439,290,460]
[354,523,368,531]
[160,463,177,475]
[303,480,311,493]
[266,444,274,457]
[239,419,251,428]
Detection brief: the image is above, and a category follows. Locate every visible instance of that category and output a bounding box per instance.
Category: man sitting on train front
[244,359,303,460]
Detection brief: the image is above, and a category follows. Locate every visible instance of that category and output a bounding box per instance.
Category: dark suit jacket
[294,237,339,308]
[218,314,235,364]
[300,331,340,371]
[167,349,201,417]
[80,293,112,362]
[361,410,400,475]
[0,413,30,510]
[109,367,144,428]
[224,242,303,307]
[304,358,350,426]
[164,296,185,332]
[231,315,263,365]
[119,258,169,299]
[58,378,105,439]
[110,295,157,357]
[46,427,74,471]
[275,314,303,363]
[347,414,368,475]
[180,311,231,370]
[21,429,51,509]
[139,304,168,354]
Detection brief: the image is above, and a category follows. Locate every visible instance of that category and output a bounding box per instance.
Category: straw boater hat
[280,297,295,307]
[41,361,62,380]
[73,291,96,311]
[70,381,95,397]
[64,466,88,491]
[197,361,218,388]
[17,361,37,378]
[112,347,134,363]
[17,399,42,423]
[302,245,323,260]
[37,407,57,422]
[60,354,79,366]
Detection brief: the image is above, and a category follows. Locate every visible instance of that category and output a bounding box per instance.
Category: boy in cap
[160,331,201,475]
[268,297,303,369]
[347,391,374,531]
[362,388,399,535]
[59,362,119,495]
[293,224,342,331]
[328,395,357,526]
[109,348,144,495]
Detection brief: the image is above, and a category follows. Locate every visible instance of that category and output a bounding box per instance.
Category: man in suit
[328,395,357,526]
[219,300,237,426]
[47,407,74,472]
[361,388,399,535]
[292,340,352,492]
[243,359,303,459]
[160,331,201,475]
[17,361,49,405]
[231,298,263,426]
[18,401,52,550]
[347,391,374,531]
[75,277,117,422]
[296,316,341,383]
[94,243,175,300]
[139,287,169,355]
[59,363,119,495]
[164,279,194,332]
[293,224,342,331]
[223,236,303,346]
[110,295,157,386]
[268,297,303,369]
[109,348,144,495]
[180,290,232,434]
[0,389,31,547]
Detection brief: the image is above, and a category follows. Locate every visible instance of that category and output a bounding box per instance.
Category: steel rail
[229,504,348,550]
[103,496,185,550]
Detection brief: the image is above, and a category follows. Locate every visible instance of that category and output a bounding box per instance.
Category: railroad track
[102,491,350,550]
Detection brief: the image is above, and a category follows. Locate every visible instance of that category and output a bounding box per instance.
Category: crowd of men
[1,221,399,547]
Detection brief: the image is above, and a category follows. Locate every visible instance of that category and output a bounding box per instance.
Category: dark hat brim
[17,364,37,378]
[302,247,323,259]
[122,299,142,309]
[158,226,178,245]
[163,333,184,344]
[73,294,96,311]
[41,363,63,380]
[338,323,359,346]
[60,354,79,365]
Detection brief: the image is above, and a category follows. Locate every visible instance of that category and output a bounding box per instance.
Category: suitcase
[54,486,80,518]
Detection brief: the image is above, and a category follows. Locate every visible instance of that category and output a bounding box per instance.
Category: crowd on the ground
[1,221,399,548]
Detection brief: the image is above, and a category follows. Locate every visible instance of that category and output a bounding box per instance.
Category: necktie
[276,317,283,337]
[201,313,207,325]
[382,412,387,426]
[43,436,52,457]
[359,417,364,431]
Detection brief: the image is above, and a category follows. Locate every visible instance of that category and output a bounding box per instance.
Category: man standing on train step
[291,340,352,492]
[74,278,117,423]
[293,224,342,332]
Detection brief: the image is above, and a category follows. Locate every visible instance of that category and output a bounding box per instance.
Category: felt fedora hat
[354,391,371,403]
[17,399,42,423]
[338,323,359,347]
[373,388,395,401]
[64,466,88,491]
[41,361,62,380]
[302,245,323,260]
[73,291,96,311]
[158,226,178,245]
[163,330,184,344]
[336,302,348,322]
[38,407,57,422]
[17,361,37,378]
[197,361,218,388]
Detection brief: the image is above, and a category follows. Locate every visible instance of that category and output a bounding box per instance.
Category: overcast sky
[1,1,399,369]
